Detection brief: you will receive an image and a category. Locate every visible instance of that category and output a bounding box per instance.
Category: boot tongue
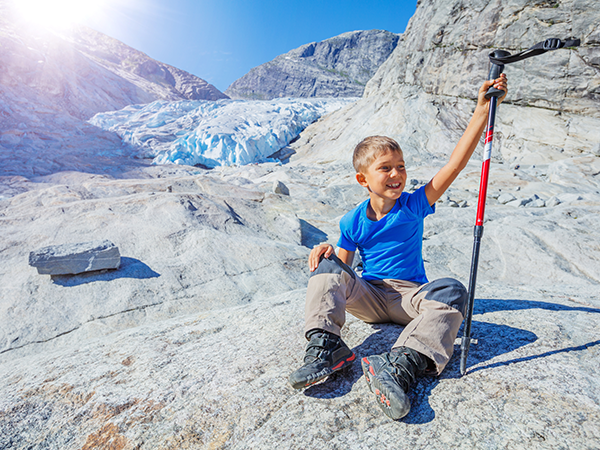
[306,328,336,340]
[306,329,324,340]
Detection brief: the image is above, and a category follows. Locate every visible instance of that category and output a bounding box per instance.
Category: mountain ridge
[226,29,399,99]
[64,25,228,104]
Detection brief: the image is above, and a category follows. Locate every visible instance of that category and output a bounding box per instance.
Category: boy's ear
[356,172,368,187]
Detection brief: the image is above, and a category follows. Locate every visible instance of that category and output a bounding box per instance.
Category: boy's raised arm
[424,74,508,206]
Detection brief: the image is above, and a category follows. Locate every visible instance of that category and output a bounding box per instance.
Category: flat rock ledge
[28,240,121,275]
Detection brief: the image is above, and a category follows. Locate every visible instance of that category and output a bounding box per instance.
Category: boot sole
[361,356,411,420]
[290,352,356,390]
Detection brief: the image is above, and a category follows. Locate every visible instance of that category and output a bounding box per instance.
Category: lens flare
[13,0,109,29]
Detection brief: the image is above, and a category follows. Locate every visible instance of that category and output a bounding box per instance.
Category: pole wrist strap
[489,37,581,65]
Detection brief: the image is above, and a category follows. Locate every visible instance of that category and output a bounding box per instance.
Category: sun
[12,0,110,29]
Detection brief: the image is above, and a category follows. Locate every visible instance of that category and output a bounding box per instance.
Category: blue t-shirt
[337,186,435,284]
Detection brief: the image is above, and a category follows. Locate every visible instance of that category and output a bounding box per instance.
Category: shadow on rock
[403,376,439,424]
[299,219,328,249]
[301,298,593,421]
[470,339,600,374]
[302,298,596,395]
[445,320,538,379]
[303,319,539,423]
[51,257,160,286]
[475,297,600,315]
[462,297,600,373]
[408,319,539,423]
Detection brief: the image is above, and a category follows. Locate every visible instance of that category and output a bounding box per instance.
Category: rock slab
[29,240,121,275]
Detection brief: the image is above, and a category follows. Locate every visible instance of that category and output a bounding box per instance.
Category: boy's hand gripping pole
[459,37,580,375]
[459,51,509,376]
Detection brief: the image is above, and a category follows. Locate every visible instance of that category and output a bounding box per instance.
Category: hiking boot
[289,329,356,389]
[361,346,428,420]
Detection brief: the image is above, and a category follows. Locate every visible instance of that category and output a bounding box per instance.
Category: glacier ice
[90,98,356,168]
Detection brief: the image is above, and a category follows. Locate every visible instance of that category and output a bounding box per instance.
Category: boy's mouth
[387,182,402,189]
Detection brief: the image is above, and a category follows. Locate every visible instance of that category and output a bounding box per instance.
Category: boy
[289,75,508,420]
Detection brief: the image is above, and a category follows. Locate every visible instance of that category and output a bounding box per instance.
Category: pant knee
[310,254,355,279]
[422,278,467,315]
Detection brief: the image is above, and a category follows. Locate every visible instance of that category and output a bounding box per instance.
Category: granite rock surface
[1,0,599,448]
[1,155,599,449]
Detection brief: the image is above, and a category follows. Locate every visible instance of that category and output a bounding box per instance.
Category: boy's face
[356,150,407,202]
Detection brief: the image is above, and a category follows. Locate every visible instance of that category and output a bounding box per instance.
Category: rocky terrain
[1,0,599,449]
[225,30,399,99]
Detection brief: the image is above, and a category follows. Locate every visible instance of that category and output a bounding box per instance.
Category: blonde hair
[352,136,403,173]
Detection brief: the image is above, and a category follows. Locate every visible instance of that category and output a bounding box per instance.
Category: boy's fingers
[480,79,495,95]
[494,74,508,88]
[484,74,506,89]
[309,244,330,271]
[308,250,316,271]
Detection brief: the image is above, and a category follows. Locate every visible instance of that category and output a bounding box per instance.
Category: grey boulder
[29,240,121,275]
[273,180,290,195]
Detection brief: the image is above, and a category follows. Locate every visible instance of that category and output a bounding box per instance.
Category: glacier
[90,98,357,168]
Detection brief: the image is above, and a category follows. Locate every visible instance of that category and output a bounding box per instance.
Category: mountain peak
[225,29,400,100]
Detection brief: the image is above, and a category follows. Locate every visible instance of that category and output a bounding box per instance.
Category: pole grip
[485,50,511,99]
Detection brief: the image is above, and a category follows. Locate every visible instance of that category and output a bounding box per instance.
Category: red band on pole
[476,159,491,226]
[475,122,495,226]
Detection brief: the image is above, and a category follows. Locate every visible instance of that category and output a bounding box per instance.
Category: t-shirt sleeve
[337,210,358,252]
[404,185,436,218]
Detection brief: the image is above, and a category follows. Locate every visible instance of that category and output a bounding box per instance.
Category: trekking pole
[459,51,507,376]
[459,38,581,376]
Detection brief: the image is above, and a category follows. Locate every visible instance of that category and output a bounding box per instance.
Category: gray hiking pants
[304,255,468,374]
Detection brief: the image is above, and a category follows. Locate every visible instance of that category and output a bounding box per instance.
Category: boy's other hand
[309,243,334,272]
[477,73,508,110]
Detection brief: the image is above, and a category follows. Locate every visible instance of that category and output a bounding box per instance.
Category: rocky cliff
[291,0,599,166]
[225,30,399,99]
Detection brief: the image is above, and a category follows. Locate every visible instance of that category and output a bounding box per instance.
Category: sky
[76,0,418,92]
